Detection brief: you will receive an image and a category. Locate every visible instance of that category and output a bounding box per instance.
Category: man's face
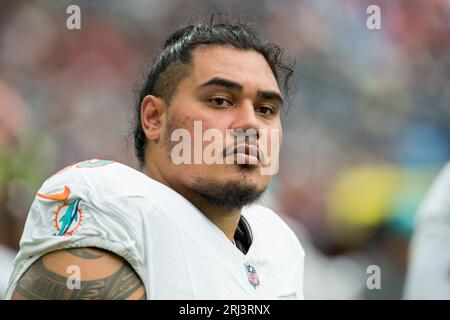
[155,46,283,209]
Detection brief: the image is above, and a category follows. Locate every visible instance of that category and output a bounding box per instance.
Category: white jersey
[5,160,304,299]
[403,162,450,299]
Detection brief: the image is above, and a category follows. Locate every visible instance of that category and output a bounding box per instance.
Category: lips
[223,144,264,164]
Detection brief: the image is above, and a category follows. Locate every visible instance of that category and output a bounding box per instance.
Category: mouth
[223,144,264,165]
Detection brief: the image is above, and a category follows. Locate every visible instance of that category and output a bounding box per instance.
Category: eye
[257,105,275,115]
[208,97,233,107]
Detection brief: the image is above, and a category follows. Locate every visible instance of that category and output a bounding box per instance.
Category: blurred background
[0,0,449,299]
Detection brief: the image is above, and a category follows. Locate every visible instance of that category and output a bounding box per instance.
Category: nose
[230,100,260,139]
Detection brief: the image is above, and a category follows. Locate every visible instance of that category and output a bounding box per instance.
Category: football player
[6,17,304,299]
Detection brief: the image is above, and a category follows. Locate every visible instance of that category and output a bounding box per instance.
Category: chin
[191,175,267,210]
[231,172,268,190]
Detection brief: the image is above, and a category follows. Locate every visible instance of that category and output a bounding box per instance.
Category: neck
[190,199,241,242]
[143,163,240,242]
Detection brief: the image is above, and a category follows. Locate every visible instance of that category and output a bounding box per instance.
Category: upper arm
[11,247,146,300]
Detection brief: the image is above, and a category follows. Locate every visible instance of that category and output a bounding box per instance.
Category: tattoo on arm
[68,248,103,260]
[138,292,147,300]
[13,249,146,300]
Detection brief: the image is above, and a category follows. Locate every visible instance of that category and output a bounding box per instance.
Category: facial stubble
[163,114,267,211]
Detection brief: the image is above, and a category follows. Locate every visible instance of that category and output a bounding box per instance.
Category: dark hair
[133,14,295,167]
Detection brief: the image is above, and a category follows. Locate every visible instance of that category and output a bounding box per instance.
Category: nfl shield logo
[245,263,260,288]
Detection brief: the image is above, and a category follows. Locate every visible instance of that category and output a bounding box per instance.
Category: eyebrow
[198,77,284,106]
[257,90,284,106]
[198,77,243,91]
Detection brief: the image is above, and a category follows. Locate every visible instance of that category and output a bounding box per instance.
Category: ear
[140,95,166,142]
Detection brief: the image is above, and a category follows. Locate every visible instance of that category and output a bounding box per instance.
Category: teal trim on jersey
[77,160,114,168]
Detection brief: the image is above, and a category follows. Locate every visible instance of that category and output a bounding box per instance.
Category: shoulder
[426,162,450,200]
[39,159,185,207]
[243,204,297,234]
[416,162,450,222]
[32,160,146,234]
[27,159,189,241]
[35,159,177,219]
[243,204,305,257]
[39,160,147,200]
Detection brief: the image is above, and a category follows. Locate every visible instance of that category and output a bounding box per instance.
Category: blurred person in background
[0,81,48,298]
[404,162,450,299]
[0,80,56,298]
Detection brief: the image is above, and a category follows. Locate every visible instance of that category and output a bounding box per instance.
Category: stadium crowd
[0,0,449,299]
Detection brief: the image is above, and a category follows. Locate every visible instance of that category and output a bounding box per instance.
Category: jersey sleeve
[4,161,146,299]
[403,163,450,299]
